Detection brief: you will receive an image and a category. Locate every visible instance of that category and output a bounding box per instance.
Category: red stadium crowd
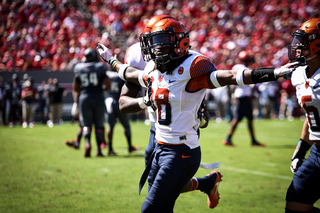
[1,0,319,72]
[0,0,317,126]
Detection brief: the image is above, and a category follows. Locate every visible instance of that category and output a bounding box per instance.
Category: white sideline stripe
[220,166,292,180]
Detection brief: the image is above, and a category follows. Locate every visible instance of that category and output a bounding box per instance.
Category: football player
[97,18,296,212]
[73,48,110,157]
[105,68,139,156]
[65,91,83,150]
[121,15,220,210]
[122,41,220,209]
[222,51,265,147]
[286,18,320,213]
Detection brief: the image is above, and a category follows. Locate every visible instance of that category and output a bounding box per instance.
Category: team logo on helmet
[178,67,184,74]
[317,22,320,30]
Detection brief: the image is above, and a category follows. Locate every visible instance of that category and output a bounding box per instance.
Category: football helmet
[288,18,320,63]
[146,18,190,64]
[83,48,99,62]
[140,15,175,62]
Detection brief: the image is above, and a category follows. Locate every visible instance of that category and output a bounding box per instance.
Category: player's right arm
[119,82,143,113]
[290,118,312,173]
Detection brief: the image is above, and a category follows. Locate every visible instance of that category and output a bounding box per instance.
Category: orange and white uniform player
[144,50,215,149]
[97,17,296,213]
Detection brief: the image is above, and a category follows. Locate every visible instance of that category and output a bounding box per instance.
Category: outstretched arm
[97,43,147,87]
[212,63,298,88]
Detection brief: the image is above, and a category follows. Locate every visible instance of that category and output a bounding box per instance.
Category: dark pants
[286,145,320,204]
[79,94,105,129]
[145,124,156,167]
[235,97,253,121]
[141,144,201,213]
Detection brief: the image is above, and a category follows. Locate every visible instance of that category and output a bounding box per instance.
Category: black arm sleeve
[251,68,277,83]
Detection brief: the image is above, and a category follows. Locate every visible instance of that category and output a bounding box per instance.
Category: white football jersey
[291,66,320,140]
[145,50,216,148]
[125,42,147,70]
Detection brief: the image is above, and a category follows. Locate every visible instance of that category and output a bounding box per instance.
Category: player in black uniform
[105,70,139,155]
[73,48,111,157]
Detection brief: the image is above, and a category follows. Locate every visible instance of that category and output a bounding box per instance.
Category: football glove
[291,158,306,174]
[71,102,78,117]
[139,77,156,110]
[198,109,209,129]
[290,138,311,173]
[96,43,113,63]
[274,61,299,79]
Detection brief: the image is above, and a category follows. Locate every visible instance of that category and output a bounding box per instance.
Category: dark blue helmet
[84,48,99,62]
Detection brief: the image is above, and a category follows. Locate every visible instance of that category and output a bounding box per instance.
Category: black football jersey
[74,62,109,96]
[105,71,125,101]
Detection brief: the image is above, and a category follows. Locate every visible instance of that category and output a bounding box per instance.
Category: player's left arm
[72,74,81,103]
[213,62,299,87]
[187,61,299,91]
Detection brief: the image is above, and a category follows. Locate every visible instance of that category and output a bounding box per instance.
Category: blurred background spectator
[47,78,67,127]
[21,79,36,128]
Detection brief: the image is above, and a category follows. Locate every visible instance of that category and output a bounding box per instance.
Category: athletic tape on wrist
[138,97,147,109]
[109,57,120,69]
[138,72,147,88]
[210,71,221,88]
[236,67,246,86]
[118,64,129,81]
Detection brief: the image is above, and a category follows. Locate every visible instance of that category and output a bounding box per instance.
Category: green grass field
[1,118,319,213]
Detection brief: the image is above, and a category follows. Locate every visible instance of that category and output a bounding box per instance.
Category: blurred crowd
[1,0,319,72]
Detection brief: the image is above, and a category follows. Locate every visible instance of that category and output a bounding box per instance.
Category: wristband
[291,139,311,161]
[236,67,246,86]
[251,68,277,83]
[118,64,129,81]
[138,97,148,109]
[210,71,221,88]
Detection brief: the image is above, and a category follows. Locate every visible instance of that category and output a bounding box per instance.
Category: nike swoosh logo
[182,154,191,159]
[259,74,268,79]
[169,80,176,83]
